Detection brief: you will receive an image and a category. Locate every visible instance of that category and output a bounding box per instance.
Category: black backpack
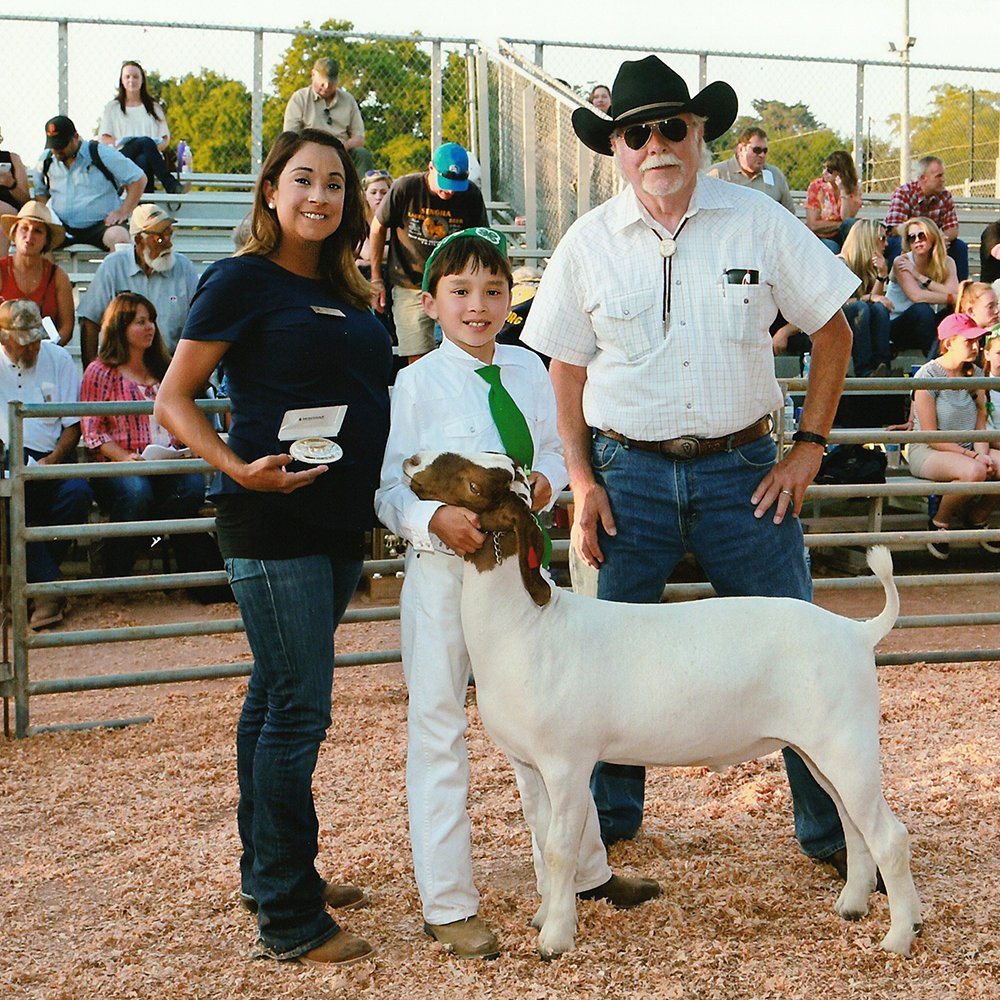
[41,139,121,194]
[815,444,887,485]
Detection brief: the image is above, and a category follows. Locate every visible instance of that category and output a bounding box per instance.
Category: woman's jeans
[844,299,892,376]
[90,472,205,576]
[119,136,181,194]
[889,302,942,357]
[227,553,363,958]
[588,431,845,861]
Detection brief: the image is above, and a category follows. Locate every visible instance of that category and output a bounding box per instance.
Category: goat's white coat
[408,451,922,960]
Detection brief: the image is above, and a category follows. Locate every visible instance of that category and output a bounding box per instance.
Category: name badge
[762,168,775,187]
[311,305,346,317]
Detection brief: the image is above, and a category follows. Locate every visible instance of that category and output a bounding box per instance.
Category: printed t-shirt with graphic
[376,172,487,291]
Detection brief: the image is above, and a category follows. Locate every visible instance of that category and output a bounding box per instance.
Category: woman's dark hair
[98,292,172,381]
[116,61,162,121]
[239,129,371,312]
[424,236,513,297]
[824,150,859,196]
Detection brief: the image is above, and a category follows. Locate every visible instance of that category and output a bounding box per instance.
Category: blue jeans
[90,472,205,576]
[844,299,892,376]
[590,431,844,860]
[119,136,181,194]
[889,302,942,357]
[228,553,363,959]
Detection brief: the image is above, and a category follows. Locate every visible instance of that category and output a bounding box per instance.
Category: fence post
[9,403,29,738]
[577,140,590,219]
[466,45,479,161]
[431,41,443,153]
[854,62,865,181]
[534,44,544,69]
[251,30,264,175]
[698,53,708,91]
[522,85,538,253]
[476,48,493,202]
[58,20,69,117]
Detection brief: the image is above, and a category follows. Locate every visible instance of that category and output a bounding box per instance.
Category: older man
[884,155,969,280]
[32,116,145,250]
[77,205,200,366]
[283,57,375,173]
[0,300,93,630]
[708,126,794,212]
[522,56,859,879]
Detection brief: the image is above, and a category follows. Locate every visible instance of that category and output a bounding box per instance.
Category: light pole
[889,0,916,184]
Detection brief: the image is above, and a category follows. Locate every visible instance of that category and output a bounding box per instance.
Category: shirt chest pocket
[590,290,659,362]
[443,410,496,444]
[718,282,773,344]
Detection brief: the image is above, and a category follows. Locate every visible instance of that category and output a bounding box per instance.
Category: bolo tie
[649,217,690,326]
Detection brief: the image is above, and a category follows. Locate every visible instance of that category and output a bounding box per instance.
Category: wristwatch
[919,278,931,289]
[792,430,828,447]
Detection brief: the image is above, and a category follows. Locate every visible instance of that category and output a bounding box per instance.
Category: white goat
[403,450,922,960]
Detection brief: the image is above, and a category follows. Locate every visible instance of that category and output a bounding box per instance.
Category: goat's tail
[860,545,899,647]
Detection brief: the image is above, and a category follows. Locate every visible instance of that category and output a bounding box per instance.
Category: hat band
[614,100,685,123]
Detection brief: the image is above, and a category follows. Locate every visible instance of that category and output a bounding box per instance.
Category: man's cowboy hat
[1,200,66,250]
[573,55,738,156]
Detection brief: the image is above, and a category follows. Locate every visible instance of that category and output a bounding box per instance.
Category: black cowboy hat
[573,55,738,156]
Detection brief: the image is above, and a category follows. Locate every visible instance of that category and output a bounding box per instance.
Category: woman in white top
[908,313,1000,558]
[885,216,959,358]
[100,61,183,195]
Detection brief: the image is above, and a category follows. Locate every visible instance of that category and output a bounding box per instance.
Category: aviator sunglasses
[622,117,689,150]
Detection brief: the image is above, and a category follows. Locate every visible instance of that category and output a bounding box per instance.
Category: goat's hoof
[879,927,917,956]
[835,887,870,921]
[537,928,574,959]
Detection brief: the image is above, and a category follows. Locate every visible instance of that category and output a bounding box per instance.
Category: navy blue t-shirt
[182,255,392,558]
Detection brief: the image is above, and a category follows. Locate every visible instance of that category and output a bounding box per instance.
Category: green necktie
[475,364,551,568]
[476,365,534,470]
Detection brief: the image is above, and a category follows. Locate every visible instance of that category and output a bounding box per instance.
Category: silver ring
[780,489,793,497]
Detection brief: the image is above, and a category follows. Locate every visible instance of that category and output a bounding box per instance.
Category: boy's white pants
[400,546,612,925]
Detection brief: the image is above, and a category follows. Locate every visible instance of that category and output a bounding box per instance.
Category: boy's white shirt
[375,336,568,554]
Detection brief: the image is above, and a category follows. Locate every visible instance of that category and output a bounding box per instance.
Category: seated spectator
[954,280,999,334]
[0,201,74,346]
[0,300,93,629]
[0,121,30,256]
[359,169,392,275]
[80,292,205,577]
[983,324,1000,432]
[804,150,862,251]
[283,57,376,173]
[885,156,968,281]
[77,204,199,366]
[908,313,1000,559]
[885,217,958,357]
[838,219,892,377]
[707,126,794,212]
[100,61,187,195]
[980,220,1000,286]
[589,85,612,113]
[33,116,145,250]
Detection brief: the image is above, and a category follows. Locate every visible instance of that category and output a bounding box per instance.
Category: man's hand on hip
[751,442,824,524]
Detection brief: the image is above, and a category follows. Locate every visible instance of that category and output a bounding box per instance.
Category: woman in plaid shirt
[81,292,205,575]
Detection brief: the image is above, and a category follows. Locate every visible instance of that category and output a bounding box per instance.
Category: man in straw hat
[522,56,859,880]
[0,300,93,630]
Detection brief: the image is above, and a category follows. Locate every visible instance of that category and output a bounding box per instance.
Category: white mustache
[640,153,683,172]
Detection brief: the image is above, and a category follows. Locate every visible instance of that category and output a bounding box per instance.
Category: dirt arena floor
[2,551,999,999]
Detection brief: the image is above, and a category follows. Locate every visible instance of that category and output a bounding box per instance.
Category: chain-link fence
[0,16,475,182]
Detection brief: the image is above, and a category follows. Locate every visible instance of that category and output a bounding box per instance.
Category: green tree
[267,20,470,178]
[149,70,253,174]
[712,98,850,192]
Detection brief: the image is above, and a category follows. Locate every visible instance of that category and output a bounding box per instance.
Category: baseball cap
[44,115,76,150]
[432,143,470,191]
[937,313,986,341]
[313,57,339,82]
[0,299,46,346]
[130,204,174,236]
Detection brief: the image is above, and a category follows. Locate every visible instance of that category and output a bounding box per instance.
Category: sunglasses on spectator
[906,231,929,243]
[748,145,768,154]
[323,109,333,126]
[364,170,391,179]
[622,118,689,150]
[143,227,173,245]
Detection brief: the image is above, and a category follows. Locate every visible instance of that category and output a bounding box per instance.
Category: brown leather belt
[599,415,772,461]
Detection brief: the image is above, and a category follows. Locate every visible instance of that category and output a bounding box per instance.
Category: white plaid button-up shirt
[522,174,859,441]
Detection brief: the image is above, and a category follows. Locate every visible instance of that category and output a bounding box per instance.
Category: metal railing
[5,381,1000,738]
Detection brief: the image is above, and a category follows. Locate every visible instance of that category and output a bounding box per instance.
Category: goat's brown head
[404,451,550,607]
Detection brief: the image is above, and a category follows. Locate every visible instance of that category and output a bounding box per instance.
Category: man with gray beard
[522,55,861,884]
[78,204,199,365]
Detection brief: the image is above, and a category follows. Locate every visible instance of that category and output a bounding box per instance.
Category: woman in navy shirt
[156,130,391,968]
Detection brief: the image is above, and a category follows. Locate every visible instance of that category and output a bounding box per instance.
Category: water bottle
[783,392,795,434]
[886,443,901,468]
[176,139,188,176]
[801,352,811,378]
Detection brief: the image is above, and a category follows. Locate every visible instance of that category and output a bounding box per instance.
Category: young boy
[375,228,658,959]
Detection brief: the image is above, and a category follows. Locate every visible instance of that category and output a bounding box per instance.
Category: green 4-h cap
[421,227,509,293]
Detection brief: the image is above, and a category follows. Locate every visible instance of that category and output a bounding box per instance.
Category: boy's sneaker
[926,520,949,560]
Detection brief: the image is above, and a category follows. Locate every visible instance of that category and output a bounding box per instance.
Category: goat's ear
[512,504,551,607]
